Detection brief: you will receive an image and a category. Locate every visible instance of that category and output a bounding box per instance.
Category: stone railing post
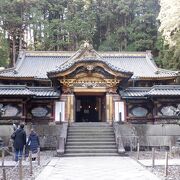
[56,123,68,155]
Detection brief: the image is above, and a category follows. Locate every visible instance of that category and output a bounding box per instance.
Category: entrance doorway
[75,95,105,122]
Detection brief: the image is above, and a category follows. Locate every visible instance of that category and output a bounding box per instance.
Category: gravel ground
[128,151,180,180]
[0,151,56,180]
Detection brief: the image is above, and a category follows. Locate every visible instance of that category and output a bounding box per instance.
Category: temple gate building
[0,43,179,125]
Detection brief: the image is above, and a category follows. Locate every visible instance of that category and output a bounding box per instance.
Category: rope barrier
[1,146,41,180]
[5,162,19,178]
[3,147,14,156]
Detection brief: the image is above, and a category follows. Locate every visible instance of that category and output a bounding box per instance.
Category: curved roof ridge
[151,85,180,89]
[48,59,133,76]
[15,50,27,70]
[145,52,159,72]
[157,68,179,75]
[100,51,147,57]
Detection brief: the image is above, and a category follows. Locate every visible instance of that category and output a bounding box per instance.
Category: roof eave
[121,96,148,100]
[132,76,178,81]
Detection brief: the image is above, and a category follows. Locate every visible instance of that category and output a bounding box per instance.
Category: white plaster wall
[115,102,125,122]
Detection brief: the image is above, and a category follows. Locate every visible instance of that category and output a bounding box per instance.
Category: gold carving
[86,65,94,71]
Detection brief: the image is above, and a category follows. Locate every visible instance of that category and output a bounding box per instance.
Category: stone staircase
[64,122,120,157]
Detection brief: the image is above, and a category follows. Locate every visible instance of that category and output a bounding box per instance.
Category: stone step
[62,152,120,157]
[67,137,115,141]
[67,139,114,144]
[66,145,117,149]
[63,122,119,157]
[68,133,114,137]
[70,123,111,127]
[68,129,114,132]
[69,126,112,128]
[66,142,116,146]
[68,131,114,134]
[65,149,118,153]
[69,125,113,129]
[67,134,115,139]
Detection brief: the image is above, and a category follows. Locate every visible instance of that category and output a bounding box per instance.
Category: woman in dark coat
[27,129,40,157]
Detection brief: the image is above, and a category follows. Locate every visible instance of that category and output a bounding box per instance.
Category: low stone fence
[113,123,180,150]
[0,123,67,149]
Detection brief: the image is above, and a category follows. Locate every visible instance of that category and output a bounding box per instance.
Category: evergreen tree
[0,0,36,66]
[0,32,9,67]
[156,0,180,70]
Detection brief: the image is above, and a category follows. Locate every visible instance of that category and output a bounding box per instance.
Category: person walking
[11,123,26,162]
[27,129,40,161]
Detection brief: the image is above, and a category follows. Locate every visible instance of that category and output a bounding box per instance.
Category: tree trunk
[19,33,22,50]
[12,36,16,67]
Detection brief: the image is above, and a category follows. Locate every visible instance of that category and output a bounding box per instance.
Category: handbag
[11,132,16,140]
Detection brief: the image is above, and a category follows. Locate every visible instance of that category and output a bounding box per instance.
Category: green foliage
[0,33,9,67]
[155,31,180,70]
[1,0,179,70]
[0,0,160,53]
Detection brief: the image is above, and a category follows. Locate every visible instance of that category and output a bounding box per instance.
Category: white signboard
[55,101,65,122]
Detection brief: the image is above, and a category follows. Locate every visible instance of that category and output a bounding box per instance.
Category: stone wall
[0,125,13,146]
[114,123,180,149]
[2,122,180,150]
[0,123,66,149]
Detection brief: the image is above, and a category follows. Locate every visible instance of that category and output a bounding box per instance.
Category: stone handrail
[113,122,125,153]
[57,123,68,155]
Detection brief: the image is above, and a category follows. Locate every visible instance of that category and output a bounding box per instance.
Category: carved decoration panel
[0,103,22,117]
[158,103,180,117]
[128,104,152,118]
[57,61,125,93]
[27,104,52,119]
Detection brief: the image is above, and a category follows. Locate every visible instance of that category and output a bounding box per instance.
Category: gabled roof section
[47,42,133,77]
[0,85,60,97]
[120,85,180,99]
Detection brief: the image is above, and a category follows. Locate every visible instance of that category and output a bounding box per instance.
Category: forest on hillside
[0,0,179,70]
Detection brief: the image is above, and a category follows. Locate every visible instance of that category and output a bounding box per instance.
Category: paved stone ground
[35,157,161,180]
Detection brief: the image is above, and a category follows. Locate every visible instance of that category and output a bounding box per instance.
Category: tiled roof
[120,85,180,98]
[0,50,178,80]
[148,85,180,96]
[104,56,178,79]
[0,85,60,97]
[119,87,151,97]
[0,85,33,95]
[29,87,60,97]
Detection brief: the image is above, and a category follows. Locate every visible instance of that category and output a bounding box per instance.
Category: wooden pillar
[98,98,101,121]
[67,93,75,124]
[106,93,110,122]
[66,95,71,123]
[106,93,113,124]
[70,94,75,123]
[153,101,158,123]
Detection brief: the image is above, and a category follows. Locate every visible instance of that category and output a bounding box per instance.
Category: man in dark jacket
[11,123,26,162]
